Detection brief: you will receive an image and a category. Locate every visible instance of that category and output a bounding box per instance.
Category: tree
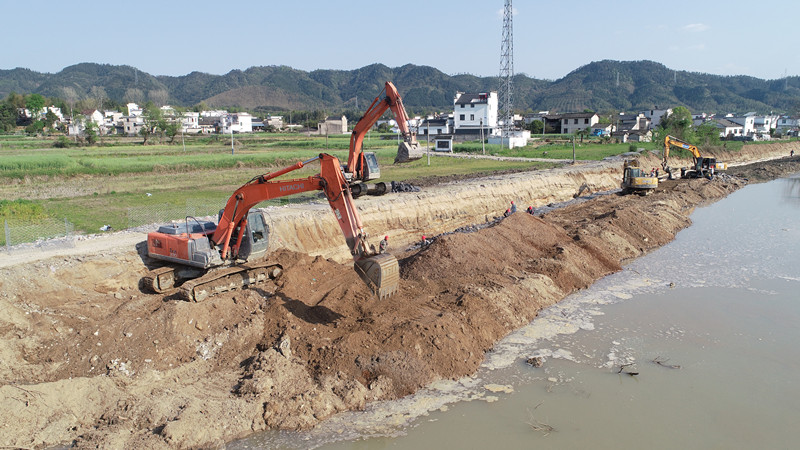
[60,87,79,119]
[125,88,145,104]
[148,89,169,107]
[140,103,163,145]
[25,94,45,120]
[89,86,107,111]
[44,110,58,130]
[659,106,692,140]
[24,120,44,135]
[165,122,180,144]
[84,122,99,145]
[0,102,17,132]
[528,120,543,134]
[694,121,720,146]
[575,127,591,143]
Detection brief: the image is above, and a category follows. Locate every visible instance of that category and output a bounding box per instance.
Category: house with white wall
[317,115,347,135]
[560,112,599,135]
[728,114,756,136]
[127,103,142,117]
[220,112,253,133]
[418,117,451,136]
[642,107,672,129]
[265,115,284,130]
[776,116,800,133]
[713,118,744,138]
[453,91,498,138]
[122,115,144,136]
[753,114,779,134]
[182,112,201,133]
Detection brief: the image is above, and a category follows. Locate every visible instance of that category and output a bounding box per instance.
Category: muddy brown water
[230,174,800,449]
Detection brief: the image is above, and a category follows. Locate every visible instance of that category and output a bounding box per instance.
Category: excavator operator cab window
[363,152,381,181]
[244,211,269,259]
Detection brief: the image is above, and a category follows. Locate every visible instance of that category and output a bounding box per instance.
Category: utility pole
[480,118,485,155]
[427,121,431,166]
[572,135,576,164]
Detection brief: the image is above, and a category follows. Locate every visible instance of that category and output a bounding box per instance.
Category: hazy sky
[3,0,797,80]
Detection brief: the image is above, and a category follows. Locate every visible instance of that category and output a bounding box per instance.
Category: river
[230,174,800,449]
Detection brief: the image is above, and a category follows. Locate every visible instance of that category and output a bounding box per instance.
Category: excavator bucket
[395,141,424,163]
[354,253,400,299]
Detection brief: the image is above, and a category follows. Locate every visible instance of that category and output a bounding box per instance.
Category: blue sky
[4,0,797,80]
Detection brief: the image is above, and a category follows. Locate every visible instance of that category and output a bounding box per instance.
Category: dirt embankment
[0,148,798,449]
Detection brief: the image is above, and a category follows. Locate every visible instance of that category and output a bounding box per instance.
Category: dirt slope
[0,153,798,449]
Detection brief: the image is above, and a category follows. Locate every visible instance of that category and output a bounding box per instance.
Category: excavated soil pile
[1,156,798,449]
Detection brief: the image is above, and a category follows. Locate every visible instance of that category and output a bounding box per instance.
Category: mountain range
[1,60,798,115]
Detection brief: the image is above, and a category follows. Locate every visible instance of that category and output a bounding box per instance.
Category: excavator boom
[146,153,400,300]
[347,82,423,177]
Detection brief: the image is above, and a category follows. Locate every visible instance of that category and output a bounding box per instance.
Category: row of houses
[410,89,799,145]
[25,93,800,144]
[35,103,287,137]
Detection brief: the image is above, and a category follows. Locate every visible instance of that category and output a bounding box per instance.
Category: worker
[526,206,533,215]
[503,208,510,217]
[792,150,795,157]
[510,201,517,214]
[421,235,429,246]
[379,236,388,254]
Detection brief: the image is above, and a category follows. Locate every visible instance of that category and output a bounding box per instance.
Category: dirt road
[1,153,798,449]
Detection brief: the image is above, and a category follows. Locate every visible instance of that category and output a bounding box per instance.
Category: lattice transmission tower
[499,0,514,139]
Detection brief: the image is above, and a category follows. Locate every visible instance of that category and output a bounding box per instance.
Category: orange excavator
[143,81,419,302]
[350,81,423,166]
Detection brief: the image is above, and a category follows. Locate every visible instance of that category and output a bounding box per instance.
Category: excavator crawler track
[178,262,283,302]
[143,266,177,293]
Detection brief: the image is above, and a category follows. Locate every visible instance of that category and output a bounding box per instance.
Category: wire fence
[3,218,75,250]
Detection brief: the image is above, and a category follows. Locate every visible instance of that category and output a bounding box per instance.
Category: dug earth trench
[1,144,799,449]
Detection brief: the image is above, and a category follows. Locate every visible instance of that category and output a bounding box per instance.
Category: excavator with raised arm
[348,81,423,166]
[662,135,726,179]
[141,81,421,302]
[144,153,399,301]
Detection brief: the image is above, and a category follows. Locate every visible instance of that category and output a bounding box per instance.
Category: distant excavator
[352,81,423,164]
[620,159,658,195]
[142,81,422,302]
[662,135,726,179]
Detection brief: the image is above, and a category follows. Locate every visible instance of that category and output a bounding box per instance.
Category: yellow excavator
[662,135,726,179]
[621,159,658,195]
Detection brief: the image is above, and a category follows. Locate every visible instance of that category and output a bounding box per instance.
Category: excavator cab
[362,152,381,181]
[224,210,270,261]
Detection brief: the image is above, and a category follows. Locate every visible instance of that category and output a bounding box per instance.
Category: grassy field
[7,131,771,244]
[0,133,558,243]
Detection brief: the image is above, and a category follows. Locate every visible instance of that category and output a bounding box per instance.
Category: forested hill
[2,60,799,114]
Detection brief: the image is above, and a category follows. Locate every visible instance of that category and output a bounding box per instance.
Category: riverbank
[0,146,798,449]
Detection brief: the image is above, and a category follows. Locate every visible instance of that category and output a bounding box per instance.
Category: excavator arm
[346,82,422,180]
[210,153,398,298]
[663,135,702,178]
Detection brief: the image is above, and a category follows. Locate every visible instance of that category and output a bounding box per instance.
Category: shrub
[53,136,72,148]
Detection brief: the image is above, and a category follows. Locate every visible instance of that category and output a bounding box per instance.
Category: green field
[0,132,674,244]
